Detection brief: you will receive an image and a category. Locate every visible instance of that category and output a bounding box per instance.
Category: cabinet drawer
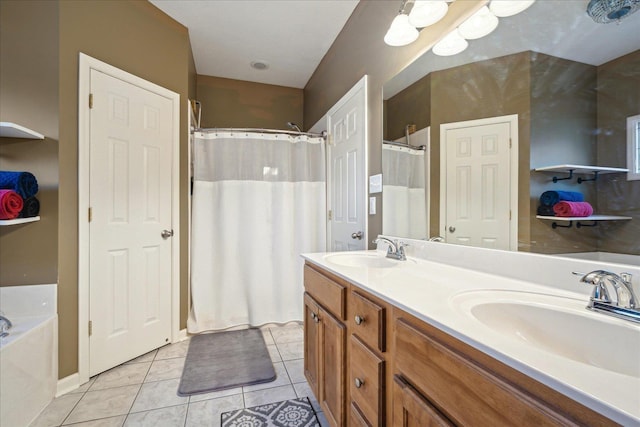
[392,375,454,427]
[304,264,346,320]
[350,335,385,427]
[395,318,577,427]
[349,402,370,427]
[350,290,386,352]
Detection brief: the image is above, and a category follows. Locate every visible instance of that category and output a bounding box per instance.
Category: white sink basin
[451,290,640,378]
[324,253,399,269]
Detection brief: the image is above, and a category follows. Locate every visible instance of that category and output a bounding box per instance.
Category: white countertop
[302,246,640,426]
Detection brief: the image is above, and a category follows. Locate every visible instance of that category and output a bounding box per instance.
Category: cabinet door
[320,305,346,427]
[304,293,320,399]
[392,376,453,427]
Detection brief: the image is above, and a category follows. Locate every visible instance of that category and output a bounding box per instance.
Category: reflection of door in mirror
[382,127,429,239]
[441,116,517,251]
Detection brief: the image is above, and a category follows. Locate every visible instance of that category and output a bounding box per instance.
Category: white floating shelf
[0,122,45,139]
[0,216,40,226]
[537,215,632,222]
[534,164,628,174]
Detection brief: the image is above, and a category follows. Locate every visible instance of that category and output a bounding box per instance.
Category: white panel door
[328,78,367,251]
[444,121,511,250]
[89,69,173,375]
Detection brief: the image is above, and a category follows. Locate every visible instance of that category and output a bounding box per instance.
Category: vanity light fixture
[408,0,449,28]
[489,0,535,18]
[432,29,469,56]
[458,5,499,39]
[384,1,420,47]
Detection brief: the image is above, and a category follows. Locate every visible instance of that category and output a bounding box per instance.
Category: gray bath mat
[221,397,319,427]
[178,328,276,396]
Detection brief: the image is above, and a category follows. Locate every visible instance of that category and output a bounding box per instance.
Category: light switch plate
[369,196,376,215]
[369,174,382,194]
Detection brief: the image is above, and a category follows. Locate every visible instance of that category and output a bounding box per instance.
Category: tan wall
[58,0,192,378]
[596,50,640,255]
[529,53,598,254]
[385,74,431,141]
[304,0,486,246]
[197,75,303,130]
[0,1,59,285]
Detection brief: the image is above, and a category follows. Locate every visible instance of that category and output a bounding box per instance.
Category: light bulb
[458,6,499,40]
[384,14,419,47]
[489,0,535,18]
[408,0,449,28]
[432,29,468,56]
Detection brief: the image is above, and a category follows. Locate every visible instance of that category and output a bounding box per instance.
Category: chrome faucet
[575,270,640,323]
[374,237,408,261]
[0,314,12,338]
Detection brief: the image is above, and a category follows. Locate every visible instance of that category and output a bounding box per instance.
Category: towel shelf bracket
[576,221,598,228]
[551,221,573,229]
[577,171,599,184]
[552,169,574,183]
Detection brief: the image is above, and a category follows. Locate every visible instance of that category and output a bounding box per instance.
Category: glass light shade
[432,29,468,56]
[458,6,499,40]
[408,0,449,28]
[384,14,420,47]
[489,0,535,18]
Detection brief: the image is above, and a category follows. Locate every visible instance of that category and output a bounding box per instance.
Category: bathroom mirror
[382,0,640,262]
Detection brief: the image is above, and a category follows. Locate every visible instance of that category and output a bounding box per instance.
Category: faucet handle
[621,272,633,285]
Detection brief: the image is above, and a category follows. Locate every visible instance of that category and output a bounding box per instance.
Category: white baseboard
[177,328,188,341]
[56,373,81,397]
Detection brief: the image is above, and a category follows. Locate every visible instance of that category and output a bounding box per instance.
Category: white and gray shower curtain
[382,144,427,239]
[189,131,326,333]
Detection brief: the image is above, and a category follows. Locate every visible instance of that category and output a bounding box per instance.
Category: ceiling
[385,0,640,97]
[149,0,360,89]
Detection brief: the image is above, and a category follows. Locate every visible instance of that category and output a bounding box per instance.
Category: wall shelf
[0,216,40,226]
[0,122,45,139]
[537,215,632,229]
[534,164,628,183]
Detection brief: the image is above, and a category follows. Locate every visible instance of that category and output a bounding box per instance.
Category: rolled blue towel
[0,171,38,199]
[540,190,584,206]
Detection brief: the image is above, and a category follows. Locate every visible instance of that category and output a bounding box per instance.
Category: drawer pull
[354,315,365,325]
[311,312,320,323]
[354,377,364,388]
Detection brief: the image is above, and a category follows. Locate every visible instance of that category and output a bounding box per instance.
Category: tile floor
[30,323,329,427]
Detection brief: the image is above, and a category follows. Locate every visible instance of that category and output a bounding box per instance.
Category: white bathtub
[1,284,58,427]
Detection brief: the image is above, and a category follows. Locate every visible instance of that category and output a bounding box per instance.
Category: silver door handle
[351,231,363,240]
[448,226,456,233]
[161,229,174,239]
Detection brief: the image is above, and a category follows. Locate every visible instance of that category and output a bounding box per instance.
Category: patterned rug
[221,397,319,427]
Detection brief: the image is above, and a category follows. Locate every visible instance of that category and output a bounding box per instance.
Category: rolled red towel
[0,189,24,219]
[553,201,594,217]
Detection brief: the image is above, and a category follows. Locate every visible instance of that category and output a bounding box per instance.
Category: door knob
[448,226,456,233]
[351,231,363,240]
[161,229,174,239]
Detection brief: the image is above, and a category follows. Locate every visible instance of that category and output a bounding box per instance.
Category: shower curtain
[188,131,326,333]
[382,144,427,239]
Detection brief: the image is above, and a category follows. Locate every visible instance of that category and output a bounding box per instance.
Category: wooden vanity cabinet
[304,262,618,427]
[304,265,347,427]
[393,312,617,427]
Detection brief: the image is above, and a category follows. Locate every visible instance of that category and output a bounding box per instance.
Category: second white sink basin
[324,253,399,269]
[451,290,640,378]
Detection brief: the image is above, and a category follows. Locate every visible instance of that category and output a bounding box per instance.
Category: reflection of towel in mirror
[536,205,555,216]
[19,197,40,218]
[0,171,39,199]
[539,190,584,206]
[553,201,593,217]
[0,189,24,220]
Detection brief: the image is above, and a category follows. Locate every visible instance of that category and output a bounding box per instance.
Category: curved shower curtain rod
[383,139,426,151]
[192,127,327,139]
